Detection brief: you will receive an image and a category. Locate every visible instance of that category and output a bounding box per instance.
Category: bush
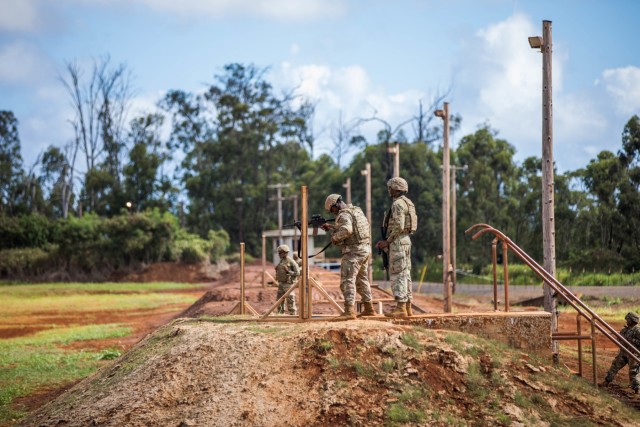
[0,213,53,250]
[0,247,54,279]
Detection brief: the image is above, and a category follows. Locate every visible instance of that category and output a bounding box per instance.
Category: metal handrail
[465,223,640,367]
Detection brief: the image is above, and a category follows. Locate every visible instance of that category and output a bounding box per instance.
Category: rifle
[379,226,390,280]
[284,214,334,234]
[284,214,335,258]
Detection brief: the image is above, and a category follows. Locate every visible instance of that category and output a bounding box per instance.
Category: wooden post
[451,165,457,294]
[492,238,498,311]
[261,234,266,288]
[269,184,288,245]
[343,177,352,205]
[577,315,583,377]
[439,102,452,312]
[503,241,509,312]
[300,186,309,319]
[591,321,597,386]
[240,242,245,315]
[540,20,559,356]
[361,163,373,285]
[394,142,400,178]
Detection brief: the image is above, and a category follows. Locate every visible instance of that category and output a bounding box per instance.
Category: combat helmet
[626,312,639,324]
[387,177,408,192]
[324,194,342,212]
[277,244,290,254]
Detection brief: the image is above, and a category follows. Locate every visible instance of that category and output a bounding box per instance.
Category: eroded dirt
[17,320,640,427]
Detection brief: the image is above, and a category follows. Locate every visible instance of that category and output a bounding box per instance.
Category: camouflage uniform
[331,204,373,307]
[605,316,640,391]
[383,195,417,303]
[275,255,300,315]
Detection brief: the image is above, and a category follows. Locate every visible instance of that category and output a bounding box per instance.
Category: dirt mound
[19,319,639,427]
[110,260,230,283]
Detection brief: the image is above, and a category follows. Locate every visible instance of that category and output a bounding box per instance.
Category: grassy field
[0,282,205,425]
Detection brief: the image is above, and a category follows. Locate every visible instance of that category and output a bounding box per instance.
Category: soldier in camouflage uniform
[603,312,640,393]
[321,194,375,319]
[375,177,417,318]
[275,244,300,315]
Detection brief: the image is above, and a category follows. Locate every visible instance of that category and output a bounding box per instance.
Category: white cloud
[598,66,640,115]
[125,0,347,21]
[0,41,49,84]
[0,0,40,32]
[275,62,426,160]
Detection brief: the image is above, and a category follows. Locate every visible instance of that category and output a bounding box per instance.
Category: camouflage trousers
[340,249,373,307]
[389,238,412,303]
[276,281,297,315]
[605,351,640,390]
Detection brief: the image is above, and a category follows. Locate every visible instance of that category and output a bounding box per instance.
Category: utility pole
[343,177,352,205]
[361,163,373,285]
[529,20,558,360]
[450,164,467,295]
[435,102,452,312]
[269,183,289,245]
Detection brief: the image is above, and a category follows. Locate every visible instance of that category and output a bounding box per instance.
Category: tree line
[1,60,640,278]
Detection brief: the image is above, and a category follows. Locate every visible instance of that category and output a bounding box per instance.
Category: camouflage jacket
[384,195,417,244]
[621,324,640,348]
[275,256,300,284]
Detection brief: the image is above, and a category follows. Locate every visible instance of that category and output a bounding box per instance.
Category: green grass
[385,385,429,426]
[456,263,640,286]
[0,281,202,425]
[400,333,423,351]
[0,324,133,422]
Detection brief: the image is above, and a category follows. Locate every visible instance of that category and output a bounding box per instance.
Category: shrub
[0,247,54,279]
[0,213,53,250]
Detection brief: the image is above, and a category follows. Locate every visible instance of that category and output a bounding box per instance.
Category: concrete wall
[390,311,552,350]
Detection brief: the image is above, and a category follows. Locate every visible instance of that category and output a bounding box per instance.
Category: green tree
[0,111,25,215]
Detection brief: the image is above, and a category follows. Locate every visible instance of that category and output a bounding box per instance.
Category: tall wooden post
[300,186,310,319]
[394,142,400,178]
[240,242,246,315]
[437,103,452,312]
[362,163,373,285]
[343,177,352,205]
[540,20,558,356]
[451,165,457,295]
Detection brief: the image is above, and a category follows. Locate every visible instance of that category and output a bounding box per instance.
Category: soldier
[603,311,640,393]
[275,244,300,315]
[375,177,417,318]
[321,194,376,319]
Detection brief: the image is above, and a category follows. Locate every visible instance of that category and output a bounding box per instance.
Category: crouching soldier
[275,245,300,315]
[603,311,640,394]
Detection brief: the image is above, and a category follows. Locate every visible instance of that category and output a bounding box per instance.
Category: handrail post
[577,314,583,377]
[240,242,245,315]
[591,321,597,386]
[503,241,509,312]
[492,238,498,311]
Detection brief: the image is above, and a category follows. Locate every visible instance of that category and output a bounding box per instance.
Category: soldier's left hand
[375,240,389,249]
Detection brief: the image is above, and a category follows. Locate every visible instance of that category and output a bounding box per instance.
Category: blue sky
[1,0,639,173]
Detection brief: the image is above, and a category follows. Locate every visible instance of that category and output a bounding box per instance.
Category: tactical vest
[398,196,417,234]
[341,206,370,246]
[275,259,293,282]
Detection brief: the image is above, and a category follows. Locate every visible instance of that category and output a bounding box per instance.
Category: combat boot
[385,301,408,318]
[333,304,357,321]
[358,301,377,317]
[406,301,413,317]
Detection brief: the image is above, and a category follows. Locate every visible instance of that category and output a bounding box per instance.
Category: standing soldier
[375,177,417,318]
[275,245,300,315]
[321,194,376,319]
[603,311,640,394]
